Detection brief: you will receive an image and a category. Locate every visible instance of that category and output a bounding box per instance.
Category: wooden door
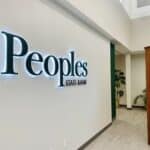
[145,46,150,144]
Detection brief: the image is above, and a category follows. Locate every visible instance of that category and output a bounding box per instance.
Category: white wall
[131,16,150,52]
[116,55,126,105]
[53,0,150,53]
[131,54,146,106]
[0,0,112,149]
[120,0,131,17]
[64,0,131,50]
[116,54,146,106]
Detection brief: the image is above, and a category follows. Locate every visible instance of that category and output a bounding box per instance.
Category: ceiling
[120,0,150,19]
[137,0,150,8]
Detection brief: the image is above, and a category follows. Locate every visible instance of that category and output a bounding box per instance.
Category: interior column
[125,53,132,109]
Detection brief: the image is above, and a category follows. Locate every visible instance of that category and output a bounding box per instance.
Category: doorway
[111,43,148,145]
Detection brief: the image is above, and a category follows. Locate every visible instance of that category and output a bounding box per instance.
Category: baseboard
[77,123,112,150]
[120,104,145,109]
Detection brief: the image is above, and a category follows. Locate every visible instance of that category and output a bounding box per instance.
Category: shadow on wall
[40,0,108,39]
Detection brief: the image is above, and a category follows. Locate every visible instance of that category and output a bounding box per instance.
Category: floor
[85,108,150,150]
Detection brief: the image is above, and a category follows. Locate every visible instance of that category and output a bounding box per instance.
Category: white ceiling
[120,0,150,19]
[137,0,150,8]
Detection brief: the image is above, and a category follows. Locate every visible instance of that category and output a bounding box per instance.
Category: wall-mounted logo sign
[0,31,88,87]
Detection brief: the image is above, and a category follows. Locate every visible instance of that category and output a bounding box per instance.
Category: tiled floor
[85,108,150,150]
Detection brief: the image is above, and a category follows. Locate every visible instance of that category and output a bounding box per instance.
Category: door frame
[145,46,150,144]
[111,43,116,120]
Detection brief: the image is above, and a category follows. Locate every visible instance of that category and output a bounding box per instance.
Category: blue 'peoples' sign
[0,31,88,87]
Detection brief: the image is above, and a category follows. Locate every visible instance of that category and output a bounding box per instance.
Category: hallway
[85,108,149,150]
